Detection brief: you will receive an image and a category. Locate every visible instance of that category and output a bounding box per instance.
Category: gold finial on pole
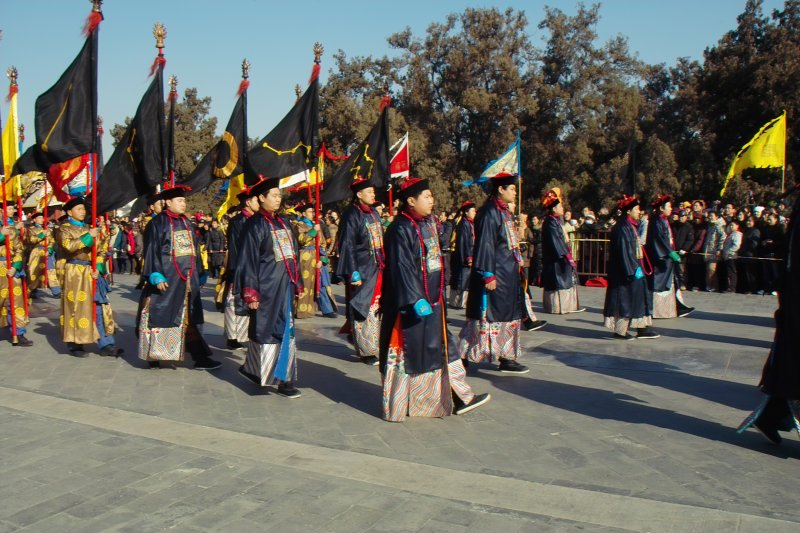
[295,84,302,101]
[6,66,18,86]
[242,58,251,80]
[90,0,103,13]
[18,124,25,143]
[313,42,324,64]
[169,74,178,93]
[153,22,167,51]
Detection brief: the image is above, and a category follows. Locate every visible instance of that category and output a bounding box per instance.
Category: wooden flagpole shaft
[43,181,50,289]
[90,154,98,334]
[1,185,19,342]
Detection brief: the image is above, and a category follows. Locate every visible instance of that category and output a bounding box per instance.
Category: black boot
[13,335,33,347]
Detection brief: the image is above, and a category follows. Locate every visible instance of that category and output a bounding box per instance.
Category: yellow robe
[25,225,60,292]
[294,221,317,319]
[56,222,114,344]
[0,229,29,331]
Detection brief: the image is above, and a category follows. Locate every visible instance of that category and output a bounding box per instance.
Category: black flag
[95,66,166,213]
[181,89,246,193]
[247,79,318,185]
[321,104,390,204]
[36,31,98,164]
[12,23,99,178]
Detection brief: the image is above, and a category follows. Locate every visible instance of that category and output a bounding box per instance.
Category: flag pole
[781,110,787,194]
[168,75,177,187]
[10,70,29,317]
[311,43,324,298]
[2,68,19,343]
[89,0,103,336]
[516,129,521,215]
[42,180,50,290]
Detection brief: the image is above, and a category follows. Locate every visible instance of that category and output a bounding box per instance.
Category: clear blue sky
[1,0,787,159]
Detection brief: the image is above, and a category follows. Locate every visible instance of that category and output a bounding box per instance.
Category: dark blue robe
[449,217,474,292]
[223,210,251,315]
[760,194,800,399]
[138,211,205,329]
[541,215,574,291]
[603,218,652,320]
[380,214,459,375]
[465,200,524,323]
[645,214,676,293]
[335,203,384,320]
[236,211,300,345]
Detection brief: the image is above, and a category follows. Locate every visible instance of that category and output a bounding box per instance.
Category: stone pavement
[0,277,798,532]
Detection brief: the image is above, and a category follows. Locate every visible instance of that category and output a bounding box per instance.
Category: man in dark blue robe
[602,195,659,340]
[381,178,489,421]
[236,177,302,398]
[137,186,221,369]
[335,179,385,365]
[448,201,476,310]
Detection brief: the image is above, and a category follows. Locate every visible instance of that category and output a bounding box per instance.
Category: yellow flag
[2,90,21,201]
[216,173,245,220]
[721,111,786,196]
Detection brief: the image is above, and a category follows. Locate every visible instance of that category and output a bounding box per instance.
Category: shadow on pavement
[534,346,761,411]
[483,375,800,457]
[298,359,381,417]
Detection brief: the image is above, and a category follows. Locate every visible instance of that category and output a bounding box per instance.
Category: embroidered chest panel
[172,230,194,257]
[365,221,384,255]
[271,228,296,263]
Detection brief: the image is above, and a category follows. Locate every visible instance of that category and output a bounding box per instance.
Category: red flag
[389,133,409,180]
[47,154,90,202]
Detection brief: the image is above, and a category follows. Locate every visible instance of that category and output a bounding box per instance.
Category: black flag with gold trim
[95,66,166,213]
[247,79,318,185]
[181,90,246,193]
[321,103,390,204]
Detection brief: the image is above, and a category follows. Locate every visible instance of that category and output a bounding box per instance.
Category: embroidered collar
[403,208,425,221]
[165,209,184,220]
[299,216,314,226]
[68,217,85,227]
[259,208,277,220]
[494,198,509,211]
[356,201,373,214]
[242,207,253,218]
[627,216,640,228]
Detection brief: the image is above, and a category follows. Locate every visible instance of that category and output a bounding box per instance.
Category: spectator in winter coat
[671,209,694,290]
[739,216,761,294]
[722,220,742,292]
[702,211,726,292]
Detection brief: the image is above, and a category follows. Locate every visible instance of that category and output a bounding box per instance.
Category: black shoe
[100,345,123,357]
[677,306,695,318]
[226,339,243,349]
[612,333,635,341]
[361,356,380,366]
[455,393,491,415]
[497,359,530,374]
[13,335,33,347]
[636,327,661,339]
[68,345,87,357]
[194,358,222,370]
[323,312,338,318]
[522,320,547,332]
[148,361,161,368]
[461,358,469,370]
[754,419,782,445]
[277,382,302,399]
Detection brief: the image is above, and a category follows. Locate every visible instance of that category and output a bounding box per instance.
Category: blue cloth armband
[351,271,361,283]
[634,266,644,280]
[481,271,494,279]
[413,299,433,317]
[149,272,167,286]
